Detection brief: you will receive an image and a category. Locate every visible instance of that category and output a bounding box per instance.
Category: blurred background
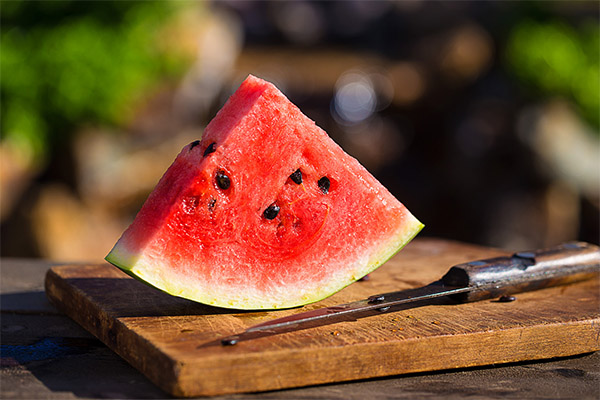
[1,0,598,262]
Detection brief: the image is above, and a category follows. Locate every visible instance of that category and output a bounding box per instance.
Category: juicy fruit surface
[106,75,423,309]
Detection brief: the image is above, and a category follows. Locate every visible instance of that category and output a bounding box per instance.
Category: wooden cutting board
[44,238,600,397]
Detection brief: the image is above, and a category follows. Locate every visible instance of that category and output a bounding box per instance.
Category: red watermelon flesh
[106,75,423,309]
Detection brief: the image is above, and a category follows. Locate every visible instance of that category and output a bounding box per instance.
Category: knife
[216,242,600,346]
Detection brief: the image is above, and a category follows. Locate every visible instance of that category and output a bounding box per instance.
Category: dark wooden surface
[2,238,600,399]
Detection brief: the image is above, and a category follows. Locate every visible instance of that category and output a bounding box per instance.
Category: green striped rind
[104,213,424,310]
[293,215,424,309]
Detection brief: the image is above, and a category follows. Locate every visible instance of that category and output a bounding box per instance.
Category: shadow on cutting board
[57,276,252,318]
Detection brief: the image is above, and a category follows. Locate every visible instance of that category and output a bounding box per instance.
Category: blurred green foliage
[506,19,600,130]
[1,0,190,164]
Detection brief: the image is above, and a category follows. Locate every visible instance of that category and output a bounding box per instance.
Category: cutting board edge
[44,267,180,397]
[42,238,600,398]
[172,317,600,397]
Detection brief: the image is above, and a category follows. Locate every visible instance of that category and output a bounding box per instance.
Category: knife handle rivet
[514,251,535,260]
[377,306,391,312]
[368,295,385,303]
[498,295,516,302]
[221,337,239,346]
[469,261,487,267]
[563,242,584,249]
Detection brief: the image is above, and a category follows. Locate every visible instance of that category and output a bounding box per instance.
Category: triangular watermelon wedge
[106,75,423,310]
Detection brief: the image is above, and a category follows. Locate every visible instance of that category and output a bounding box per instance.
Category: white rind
[105,212,423,310]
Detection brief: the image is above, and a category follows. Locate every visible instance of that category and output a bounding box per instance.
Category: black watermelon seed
[216,172,230,190]
[189,140,200,150]
[208,198,216,210]
[318,177,330,194]
[203,142,217,157]
[289,169,303,184]
[498,295,516,302]
[263,203,280,220]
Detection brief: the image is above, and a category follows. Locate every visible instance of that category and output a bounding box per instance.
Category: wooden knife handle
[441,242,600,302]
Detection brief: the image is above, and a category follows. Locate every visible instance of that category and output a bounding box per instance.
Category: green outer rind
[310,219,425,303]
[375,220,424,272]
[104,218,424,310]
[104,252,190,301]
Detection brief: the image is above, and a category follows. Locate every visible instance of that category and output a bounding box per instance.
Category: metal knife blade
[214,241,599,346]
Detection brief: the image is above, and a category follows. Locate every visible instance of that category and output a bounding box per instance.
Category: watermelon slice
[106,75,423,310]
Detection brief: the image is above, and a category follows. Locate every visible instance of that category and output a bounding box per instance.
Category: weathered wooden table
[2,239,600,399]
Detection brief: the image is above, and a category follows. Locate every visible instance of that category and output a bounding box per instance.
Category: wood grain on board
[44,238,600,397]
